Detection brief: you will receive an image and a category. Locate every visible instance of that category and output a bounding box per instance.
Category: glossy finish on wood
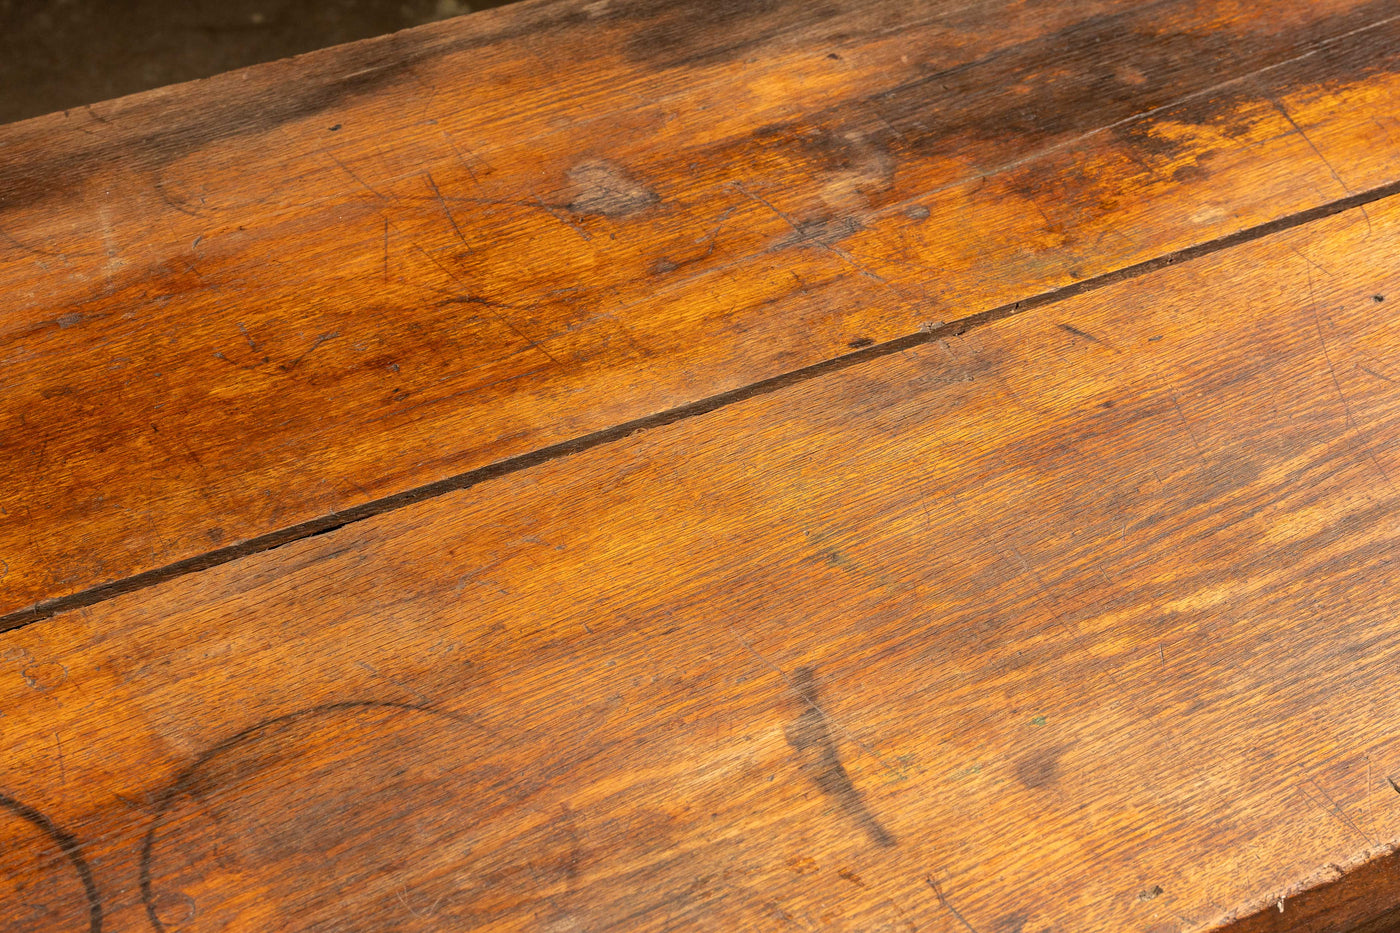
[7,0,1400,621]
[6,196,1400,930]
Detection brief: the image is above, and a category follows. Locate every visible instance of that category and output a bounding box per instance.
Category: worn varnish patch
[566,160,661,216]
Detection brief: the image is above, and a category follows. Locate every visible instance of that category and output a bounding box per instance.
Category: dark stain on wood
[999,908,1030,932]
[837,867,866,887]
[784,666,895,848]
[623,0,839,68]
[0,0,605,215]
[1014,744,1069,789]
[1,43,418,215]
[874,0,1400,163]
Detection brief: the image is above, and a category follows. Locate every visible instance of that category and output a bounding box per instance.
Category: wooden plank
[5,192,1400,931]
[1223,848,1400,932]
[6,0,1400,622]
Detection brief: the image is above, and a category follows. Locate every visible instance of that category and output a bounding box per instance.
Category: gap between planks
[6,176,1400,635]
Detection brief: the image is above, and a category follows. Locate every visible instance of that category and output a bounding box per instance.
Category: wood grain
[1224,847,1400,933]
[7,0,1400,621]
[6,191,1400,930]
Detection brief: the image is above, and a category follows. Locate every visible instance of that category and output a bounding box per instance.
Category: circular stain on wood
[139,701,583,931]
[0,791,102,932]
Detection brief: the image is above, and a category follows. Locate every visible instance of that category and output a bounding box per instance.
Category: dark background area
[0,0,514,126]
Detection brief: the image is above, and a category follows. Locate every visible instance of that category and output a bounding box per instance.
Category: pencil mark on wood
[0,790,103,932]
[235,322,260,352]
[784,666,895,847]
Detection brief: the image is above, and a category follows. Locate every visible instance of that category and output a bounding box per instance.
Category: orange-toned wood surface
[7,192,1400,930]
[8,0,1400,622]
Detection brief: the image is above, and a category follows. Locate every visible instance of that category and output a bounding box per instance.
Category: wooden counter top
[7,0,1400,929]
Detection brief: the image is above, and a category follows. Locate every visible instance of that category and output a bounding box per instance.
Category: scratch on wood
[326,150,389,202]
[425,171,474,254]
[1271,96,1373,238]
[355,660,433,706]
[441,129,484,186]
[730,181,887,283]
[408,241,562,366]
[1297,780,1371,845]
[280,332,341,372]
[534,194,592,242]
[1167,389,1206,463]
[927,873,980,933]
[1358,364,1398,384]
[1305,264,1398,494]
[1367,754,1376,839]
[726,624,896,775]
